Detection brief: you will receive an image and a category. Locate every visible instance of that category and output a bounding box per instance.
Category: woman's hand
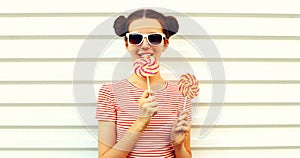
[136,90,158,128]
[170,109,190,148]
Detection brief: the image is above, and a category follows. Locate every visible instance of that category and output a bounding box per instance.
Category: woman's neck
[128,72,166,90]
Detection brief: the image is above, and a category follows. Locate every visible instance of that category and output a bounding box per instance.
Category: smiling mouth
[138,53,153,57]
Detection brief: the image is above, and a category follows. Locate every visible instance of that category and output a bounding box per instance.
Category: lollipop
[133,55,160,91]
[178,73,200,109]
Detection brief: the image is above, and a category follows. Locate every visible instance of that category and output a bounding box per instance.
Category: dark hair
[113,9,179,39]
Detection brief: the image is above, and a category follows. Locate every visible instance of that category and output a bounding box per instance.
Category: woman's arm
[98,118,148,158]
[98,90,157,158]
[171,109,192,158]
[173,130,192,158]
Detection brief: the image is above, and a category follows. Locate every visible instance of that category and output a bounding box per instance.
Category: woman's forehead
[128,18,163,33]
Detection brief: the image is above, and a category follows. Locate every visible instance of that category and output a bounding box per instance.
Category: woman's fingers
[172,119,189,128]
[179,109,188,116]
[139,90,155,104]
[178,113,187,120]
[139,100,158,117]
[140,90,154,100]
[175,126,189,132]
[173,111,190,132]
[145,101,158,111]
[172,112,188,127]
[170,110,190,144]
[176,120,189,127]
[148,102,158,114]
[140,90,149,98]
[145,96,155,103]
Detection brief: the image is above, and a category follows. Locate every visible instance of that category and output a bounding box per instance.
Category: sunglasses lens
[148,34,163,45]
[128,34,143,45]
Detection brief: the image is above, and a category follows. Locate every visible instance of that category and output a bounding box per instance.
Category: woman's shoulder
[100,79,129,91]
[165,80,181,93]
[98,80,129,100]
[101,79,127,86]
[166,80,179,89]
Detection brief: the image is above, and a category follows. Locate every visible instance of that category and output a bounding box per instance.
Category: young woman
[96,9,192,158]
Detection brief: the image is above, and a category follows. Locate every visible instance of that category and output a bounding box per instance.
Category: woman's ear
[162,39,169,52]
[124,37,128,48]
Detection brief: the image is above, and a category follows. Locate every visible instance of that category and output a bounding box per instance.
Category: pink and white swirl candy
[133,56,160,77]
[178,73,200,99]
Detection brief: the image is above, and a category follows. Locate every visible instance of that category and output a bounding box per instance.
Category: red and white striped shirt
[96,79,192,158]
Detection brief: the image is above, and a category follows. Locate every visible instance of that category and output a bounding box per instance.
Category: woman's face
[126,18,168,61]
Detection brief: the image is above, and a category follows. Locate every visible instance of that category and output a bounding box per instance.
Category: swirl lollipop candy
[178,73,200,109]
[133,55,160,91]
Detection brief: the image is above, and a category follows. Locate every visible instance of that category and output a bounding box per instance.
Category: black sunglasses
[126,32,166,46]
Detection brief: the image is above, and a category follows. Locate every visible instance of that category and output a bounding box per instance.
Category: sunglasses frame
[125,32,166,46]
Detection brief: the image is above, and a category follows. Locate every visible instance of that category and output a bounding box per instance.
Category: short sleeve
[95,84,117,122]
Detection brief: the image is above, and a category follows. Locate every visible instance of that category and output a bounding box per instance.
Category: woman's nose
[141,37,150,49]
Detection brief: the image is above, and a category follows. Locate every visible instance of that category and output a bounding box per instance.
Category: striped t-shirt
[96,79,192,158]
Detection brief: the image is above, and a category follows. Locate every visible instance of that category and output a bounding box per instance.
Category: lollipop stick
[147,76,156,116]
[183,97,187,109]
[146,76,152,99]
[146,76,150,92]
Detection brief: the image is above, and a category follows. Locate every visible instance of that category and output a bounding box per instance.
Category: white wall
[0,0,300,157]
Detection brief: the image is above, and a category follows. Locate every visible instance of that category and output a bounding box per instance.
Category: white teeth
[138,53,153,57]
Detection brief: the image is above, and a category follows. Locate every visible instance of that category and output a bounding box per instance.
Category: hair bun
[165,16,179,38]
[113,15,127,37]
